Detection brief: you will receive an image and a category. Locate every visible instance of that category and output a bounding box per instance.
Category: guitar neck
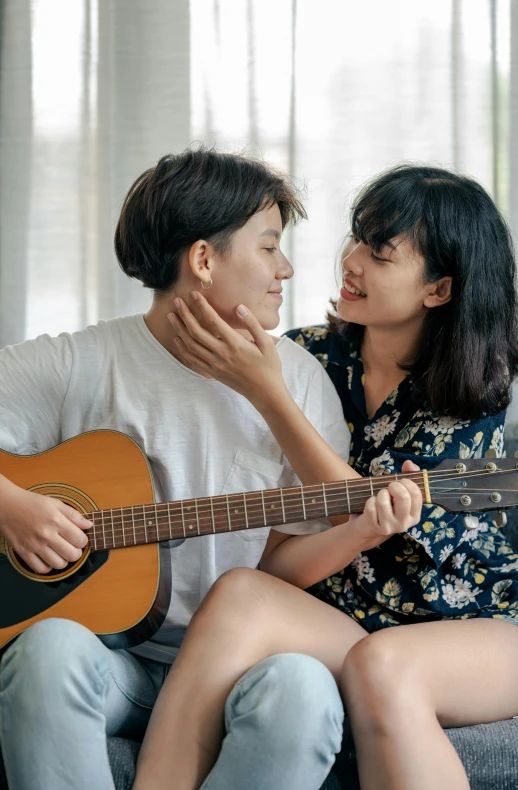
[85,472,429,551]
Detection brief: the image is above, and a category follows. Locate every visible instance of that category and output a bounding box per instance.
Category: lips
[340,278,366,302]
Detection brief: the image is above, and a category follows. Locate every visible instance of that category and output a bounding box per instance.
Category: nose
[342,244,363,277]
[277,252,294,281]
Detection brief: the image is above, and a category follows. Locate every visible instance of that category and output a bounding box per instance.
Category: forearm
[254,383,360,485]
[260,520,377,589]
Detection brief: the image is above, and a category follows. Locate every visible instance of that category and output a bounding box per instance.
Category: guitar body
[0,431,171,651]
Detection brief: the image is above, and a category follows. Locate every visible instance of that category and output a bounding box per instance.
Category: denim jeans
[0,619,344,790]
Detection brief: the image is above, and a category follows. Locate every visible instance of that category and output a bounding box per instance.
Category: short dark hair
[328,164,518,419]
[115,147,306,291]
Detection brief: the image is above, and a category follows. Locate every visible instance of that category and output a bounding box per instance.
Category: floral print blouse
[285,325,518,631]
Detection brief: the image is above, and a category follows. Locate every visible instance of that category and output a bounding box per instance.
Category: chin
[337,297,366,324]
[260,313,280,331]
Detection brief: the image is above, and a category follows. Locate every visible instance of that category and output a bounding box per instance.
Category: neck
[361,321,422,375]
[144,293,183,358]
[144,291,255,360]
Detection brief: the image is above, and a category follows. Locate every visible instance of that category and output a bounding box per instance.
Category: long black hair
[328,164,518,419]
[115,147,306,292]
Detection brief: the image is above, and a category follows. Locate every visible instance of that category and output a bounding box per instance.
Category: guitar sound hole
[11,547,89,582]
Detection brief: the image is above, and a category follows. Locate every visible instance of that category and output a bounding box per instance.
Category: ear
[423,276,452,309]
[187,240,214,287]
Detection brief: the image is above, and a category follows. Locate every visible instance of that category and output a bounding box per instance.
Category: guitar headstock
[429,458,518,514]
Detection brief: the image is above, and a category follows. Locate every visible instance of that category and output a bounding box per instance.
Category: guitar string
[39,464,517,545]
[84,466,518,521]
[85,465,518,526]
[87,494,516,547]
[83,468,518,535]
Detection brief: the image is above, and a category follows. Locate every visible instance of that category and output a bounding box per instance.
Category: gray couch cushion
[1,719,517,789]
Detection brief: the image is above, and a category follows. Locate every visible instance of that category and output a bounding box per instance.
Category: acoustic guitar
[0,430,516,651]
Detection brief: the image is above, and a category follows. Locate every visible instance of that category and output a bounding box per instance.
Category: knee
[0,618,105,699]
[229,653,344,754]
[198,567,274,625]
[341,631,421,723]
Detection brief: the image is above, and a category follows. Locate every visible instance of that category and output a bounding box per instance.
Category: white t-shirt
[0,314,350,661]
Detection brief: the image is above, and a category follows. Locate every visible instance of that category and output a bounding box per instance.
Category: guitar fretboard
[85,474,427,551]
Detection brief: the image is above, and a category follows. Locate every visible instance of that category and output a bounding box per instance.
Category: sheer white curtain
[0,0,190,346]
[191,0,512,332]
[0,0,514,345]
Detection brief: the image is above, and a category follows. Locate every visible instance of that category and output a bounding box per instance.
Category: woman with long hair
[134,165,518,790]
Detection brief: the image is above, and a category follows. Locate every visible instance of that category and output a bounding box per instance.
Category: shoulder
[59,314,144,356]
[393,407,506,460]
[284,324,332,354]
[0,331,72,373]
[283,325,352,369]
[277,336,344,402]
[277,336,350,439]
[276,334,331,380]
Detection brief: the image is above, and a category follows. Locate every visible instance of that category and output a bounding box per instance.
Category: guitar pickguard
[0,550,109,627]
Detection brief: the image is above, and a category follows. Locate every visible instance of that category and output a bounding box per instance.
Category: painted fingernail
[174,298,181,309]
[236,305,249,317]
[191,291,199,300]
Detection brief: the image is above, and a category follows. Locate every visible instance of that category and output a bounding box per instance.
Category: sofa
[1,717,518,789]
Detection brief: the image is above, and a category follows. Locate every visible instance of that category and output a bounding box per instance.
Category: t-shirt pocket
[220,448,293,541]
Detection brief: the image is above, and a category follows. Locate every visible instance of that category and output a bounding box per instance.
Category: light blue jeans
[0,619,344,790]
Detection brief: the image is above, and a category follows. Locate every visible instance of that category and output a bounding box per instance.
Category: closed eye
[264,247,277,253]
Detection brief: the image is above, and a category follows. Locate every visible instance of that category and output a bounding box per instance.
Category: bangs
[350,173,430,257]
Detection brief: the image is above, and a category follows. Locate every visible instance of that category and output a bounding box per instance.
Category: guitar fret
[210,497,215,533]
[243,493,249,529]
[111,509,115,547]
[154,503,159,541]
[180,499,186,538]
[167,502,172,539]
[131,506,137,545]
[101,508,106,548]
[345,481,351,513]
[91,512,97,550]
[121,507,126,546]
[280,488,286,522]
[261,490,267,526]
[143,506,149,543]
[194,498,201,535]
[301,486,306,520]
[322,483,328,517]
[226,494,232,530]
[369,478,374,497]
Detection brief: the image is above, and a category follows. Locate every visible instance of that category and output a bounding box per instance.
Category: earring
[201,278,212,290]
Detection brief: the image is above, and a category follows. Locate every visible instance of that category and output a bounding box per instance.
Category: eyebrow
[259,229,281,240]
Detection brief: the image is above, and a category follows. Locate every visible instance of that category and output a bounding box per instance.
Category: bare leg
[341,618,518,790]
[133,567,366,790]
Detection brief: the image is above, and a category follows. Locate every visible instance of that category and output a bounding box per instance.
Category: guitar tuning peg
[463,516,479,530]
[484,448,497,458]
[495,511,508,528]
